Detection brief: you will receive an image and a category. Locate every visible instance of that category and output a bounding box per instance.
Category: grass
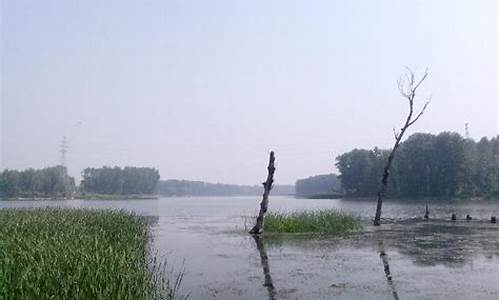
[0,208,183,300]
[263,210,362,234]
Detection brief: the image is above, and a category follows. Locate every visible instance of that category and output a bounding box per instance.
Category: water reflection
[379,240,400,300]
[263,221,498,269]
[0,198,497,299]
[253,235,277,300]
[382,222,499,268]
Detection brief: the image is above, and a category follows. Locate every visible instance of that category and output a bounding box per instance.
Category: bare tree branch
[408,100,430,127]
[393,127,399,140]
[404,66,414,86]
[412,68,429,93]
[374,67,431,226]
[397,78,409,98]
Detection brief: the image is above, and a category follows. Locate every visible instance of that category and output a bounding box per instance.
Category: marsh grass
[0,208,184,300]
[263,210,362,234]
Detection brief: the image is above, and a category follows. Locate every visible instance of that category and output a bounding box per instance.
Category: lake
[1,196,498,299]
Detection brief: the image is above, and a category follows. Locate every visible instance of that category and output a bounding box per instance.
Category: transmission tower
[59,136,70,197]
[59,136,69,167]
[464,123,470,139]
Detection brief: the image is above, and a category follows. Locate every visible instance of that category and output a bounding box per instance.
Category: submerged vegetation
[0,209,182,300]
[263,210,362,234]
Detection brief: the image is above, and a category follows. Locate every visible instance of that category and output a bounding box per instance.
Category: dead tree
[249,151,276,234]
[373,68,430,226]
[253,235,277,300]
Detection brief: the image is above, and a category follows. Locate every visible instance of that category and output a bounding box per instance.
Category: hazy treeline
[295,174,341,196]
[1,165,299,198]
[0,166,75,198]
[336,132,499,199]
[157,179,294,197]
[81,167,159,195]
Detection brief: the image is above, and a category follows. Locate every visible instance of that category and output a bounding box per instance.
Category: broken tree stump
[249,151,276,235]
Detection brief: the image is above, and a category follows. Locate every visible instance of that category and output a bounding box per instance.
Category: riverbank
[298,194,499,203]
[75,194,158,200]
[0,194,158,201]
[0,208,177,300]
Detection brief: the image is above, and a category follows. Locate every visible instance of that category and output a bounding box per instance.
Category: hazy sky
[1,0,498,185]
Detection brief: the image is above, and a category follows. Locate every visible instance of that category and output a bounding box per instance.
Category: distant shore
[297,194,498,202]
[0,194,159,201]
[1,193,497,202]
[296,193,344,199]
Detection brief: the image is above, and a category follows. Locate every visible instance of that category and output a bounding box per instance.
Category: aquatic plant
[263,210,362,234]
[0,208,184,300]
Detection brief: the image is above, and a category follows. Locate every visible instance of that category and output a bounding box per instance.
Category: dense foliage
[263,210,361,234]
[336,132,499,198]
[336,147,398,197]
[0,166,75,198]
[157,179,294,197]
[295,174,341,196]
[0,209,180,300]
[81,166,160,195]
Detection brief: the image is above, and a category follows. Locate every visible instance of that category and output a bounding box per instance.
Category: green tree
[0,166,74,198]
[396,133,436,197]
[81,166,159,195]
[335,131,498,200]
[336,149,373,195]
[0,170,20,197]
[295,174,341,196]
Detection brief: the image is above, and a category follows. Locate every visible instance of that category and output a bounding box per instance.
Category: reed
[263,210,362,234]
[0,208,184,300]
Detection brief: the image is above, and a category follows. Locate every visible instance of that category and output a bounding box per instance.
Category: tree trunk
[374,138,402,225]
[373,68,430,226]
[249,151,275,234]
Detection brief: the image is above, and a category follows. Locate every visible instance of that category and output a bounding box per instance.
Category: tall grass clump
[0,208,183,300]
[263,210,362,234]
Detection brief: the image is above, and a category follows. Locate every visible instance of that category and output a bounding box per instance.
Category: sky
[1,0,498,185]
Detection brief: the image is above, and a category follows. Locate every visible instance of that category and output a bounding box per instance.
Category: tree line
[295,174,341,196]
[157,179,294,197]
[0,166,75,198]
[81,166,159,195]
[0,166,160,198]
[335,132,499,199]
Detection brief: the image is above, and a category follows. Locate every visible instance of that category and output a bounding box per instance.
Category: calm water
[1,196,498,299]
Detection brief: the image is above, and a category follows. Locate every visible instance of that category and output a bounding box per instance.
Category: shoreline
[0,194,159,201]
